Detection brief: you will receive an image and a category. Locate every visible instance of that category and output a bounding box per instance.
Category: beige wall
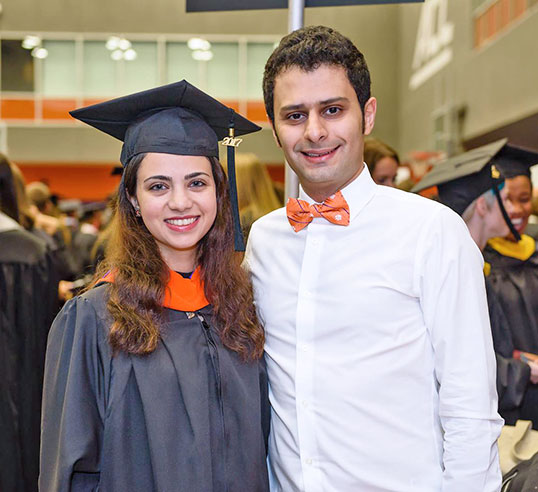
[2,0,537,164]
[397,1,538,156]
[1,1,403,163]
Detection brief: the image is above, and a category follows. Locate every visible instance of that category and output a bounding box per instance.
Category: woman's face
[372,156,398,187]
[130,153,217,272]
[502,175,532,240]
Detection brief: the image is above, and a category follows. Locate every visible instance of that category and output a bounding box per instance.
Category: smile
[166,217,197,226]
[301,146,339,158]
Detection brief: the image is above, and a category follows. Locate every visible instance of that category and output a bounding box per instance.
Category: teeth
[167,218,196,226]
[305,149,333,157]
[511,218,523,225]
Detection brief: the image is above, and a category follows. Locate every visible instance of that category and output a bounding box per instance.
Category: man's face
[272,64,376,202]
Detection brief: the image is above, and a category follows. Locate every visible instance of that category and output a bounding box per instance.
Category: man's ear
[475,195,487,217]
[363,97,377,136]
[270,119,282,148]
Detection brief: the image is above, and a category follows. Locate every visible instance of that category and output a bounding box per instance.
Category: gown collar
[487,234,536,262]
[102,266,209,312]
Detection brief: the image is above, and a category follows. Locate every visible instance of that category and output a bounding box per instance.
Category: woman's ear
[128,194,139,212]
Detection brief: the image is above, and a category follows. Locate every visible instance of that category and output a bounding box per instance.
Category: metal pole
[288,0,305,32]
[284,0,304,199]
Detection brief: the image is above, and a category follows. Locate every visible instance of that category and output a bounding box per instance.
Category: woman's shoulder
[50,283,112,346]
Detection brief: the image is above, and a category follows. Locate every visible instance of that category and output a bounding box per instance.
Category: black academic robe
[487,278,531,414]
[0,227,58,492]
[484,237,538,427]
[40,284,270,492]
[502,451,538,491]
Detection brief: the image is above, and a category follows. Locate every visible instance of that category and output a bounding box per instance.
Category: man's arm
[416,206,503,492]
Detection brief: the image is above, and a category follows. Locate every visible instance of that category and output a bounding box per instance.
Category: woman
[363,137,399,187]
[483,151,538,427]
[235,152,282,238]
[39,81,270,491]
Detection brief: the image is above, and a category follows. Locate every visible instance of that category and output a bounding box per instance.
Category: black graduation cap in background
[70,80,261,251]
[412,139,538,241]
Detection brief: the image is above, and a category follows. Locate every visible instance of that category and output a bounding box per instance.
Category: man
[413,140,538,427]
[244,26,502,491]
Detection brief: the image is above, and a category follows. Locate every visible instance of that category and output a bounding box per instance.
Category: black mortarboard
[492,144,538,179]
[70,80,261,251]
[412,138,538,241]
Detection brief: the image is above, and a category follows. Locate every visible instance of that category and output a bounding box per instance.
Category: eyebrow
[143,171,210,183]
[279,97,349,113]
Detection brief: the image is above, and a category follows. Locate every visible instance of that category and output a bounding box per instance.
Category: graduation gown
[487,278,531,414]
[0,214,58,492]
[484,235,538,427]
[40,281,270,492]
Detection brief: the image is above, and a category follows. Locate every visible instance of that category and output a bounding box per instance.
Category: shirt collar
[0,211,22,233]
[298,163,377,221]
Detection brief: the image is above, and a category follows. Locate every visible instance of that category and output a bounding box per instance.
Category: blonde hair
[235,153,281,221]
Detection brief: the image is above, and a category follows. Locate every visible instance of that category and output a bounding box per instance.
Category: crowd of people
[1,24,538,492]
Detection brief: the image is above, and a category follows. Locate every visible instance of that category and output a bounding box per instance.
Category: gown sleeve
[496,353,531,411]
[486,279,531,411]
[40,295,108,492]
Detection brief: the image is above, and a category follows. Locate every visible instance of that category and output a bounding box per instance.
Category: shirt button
[305,458,313,465]
[311,238,319,245]
[301,399,309,408]
[300,344,309,352]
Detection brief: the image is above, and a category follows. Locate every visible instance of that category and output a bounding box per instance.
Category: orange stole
[101,267,209,312]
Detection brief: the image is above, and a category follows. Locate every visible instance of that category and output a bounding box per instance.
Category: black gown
[0,219,58,492]
[484,234,538,427]
[40,283,270,492]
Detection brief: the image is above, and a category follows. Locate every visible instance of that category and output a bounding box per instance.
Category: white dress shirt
[244,166,503,492]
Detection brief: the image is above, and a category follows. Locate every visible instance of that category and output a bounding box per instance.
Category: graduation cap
[492,144,538,180]
[70,80,262,251]
[412,138,538,242]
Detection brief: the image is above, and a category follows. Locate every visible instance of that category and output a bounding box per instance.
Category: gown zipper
[196,312,228,492]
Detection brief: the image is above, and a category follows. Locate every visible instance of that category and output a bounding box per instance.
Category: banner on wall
[409,0,454,90]
[187,0,423,12]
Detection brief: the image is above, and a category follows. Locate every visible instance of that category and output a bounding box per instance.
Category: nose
[168,187,193,211]
[304,112,327,143]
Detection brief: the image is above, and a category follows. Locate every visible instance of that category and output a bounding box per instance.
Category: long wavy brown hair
[92,154,264,360]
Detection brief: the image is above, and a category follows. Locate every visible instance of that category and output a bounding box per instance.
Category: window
[42,41,77,96]
[1,40,34,92]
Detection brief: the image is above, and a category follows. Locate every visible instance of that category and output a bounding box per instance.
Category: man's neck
[302,163,364,203]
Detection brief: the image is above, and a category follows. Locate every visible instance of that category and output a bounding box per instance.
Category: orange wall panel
[18,163,121,202]
[247,101,269,124]
[1,98,35,119]
[42,99,78,120]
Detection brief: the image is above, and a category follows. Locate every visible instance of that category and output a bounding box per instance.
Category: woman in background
[363,137,400,187]
[235,152,282,238]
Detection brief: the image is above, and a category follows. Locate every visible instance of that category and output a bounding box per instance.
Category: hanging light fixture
[22,35,41,50]
[187,37,211,51]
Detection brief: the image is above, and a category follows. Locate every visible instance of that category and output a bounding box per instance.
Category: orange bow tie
[286,191,350,232]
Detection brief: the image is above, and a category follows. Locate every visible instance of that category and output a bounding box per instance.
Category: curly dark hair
[263,25,371,124]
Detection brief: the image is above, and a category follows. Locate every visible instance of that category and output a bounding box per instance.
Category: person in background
[245,25,501,491]
[40,81,270,492]
[413,139,538,428]
[480,144,538,427]
[235,152,282,238]
[26,181,78,286]
[0,155,58,492]
[363,136,399,187]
